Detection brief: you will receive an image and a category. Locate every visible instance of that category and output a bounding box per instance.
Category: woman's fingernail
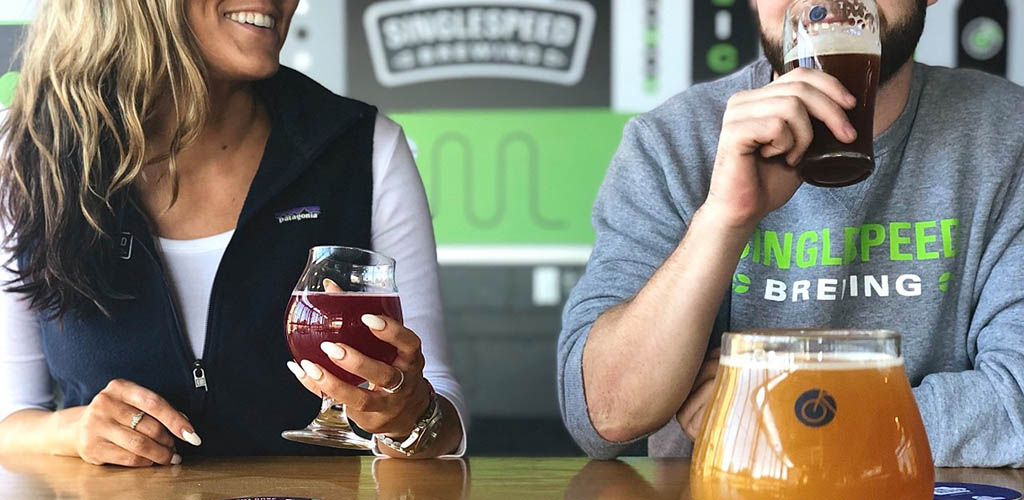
[287,361,306,379]
[300,360,324,381]
[182,430,202,447]
[361,314,386,330]
[845,125,858,140]
[321,342,346,360]
[170,453,183,465]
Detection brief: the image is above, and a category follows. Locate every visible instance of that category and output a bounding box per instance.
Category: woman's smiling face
[186,0,301,81]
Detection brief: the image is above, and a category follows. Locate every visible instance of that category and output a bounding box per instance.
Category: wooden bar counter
[1,455,1021,499]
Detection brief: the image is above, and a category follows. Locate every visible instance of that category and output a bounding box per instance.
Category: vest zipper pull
[193,360,208,391]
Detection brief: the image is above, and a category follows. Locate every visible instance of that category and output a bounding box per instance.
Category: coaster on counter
[934,483,1022,500]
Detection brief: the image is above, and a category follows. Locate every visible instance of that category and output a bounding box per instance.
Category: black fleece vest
[31,67,377,456]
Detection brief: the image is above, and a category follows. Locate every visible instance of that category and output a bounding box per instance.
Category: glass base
[799,153,874,188]
[281,398,373,450]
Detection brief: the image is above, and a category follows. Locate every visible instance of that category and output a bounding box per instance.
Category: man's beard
[760,0,927,87]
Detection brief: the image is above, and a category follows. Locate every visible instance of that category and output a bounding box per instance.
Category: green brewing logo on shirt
[734,218,963,301]
[739,218,961,270]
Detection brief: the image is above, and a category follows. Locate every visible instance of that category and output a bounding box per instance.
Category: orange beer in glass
[691,330,933,499]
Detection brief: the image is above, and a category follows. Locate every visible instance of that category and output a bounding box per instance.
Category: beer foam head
[293,291,400,297]
[722,351,903,370]
[785,29,882,63]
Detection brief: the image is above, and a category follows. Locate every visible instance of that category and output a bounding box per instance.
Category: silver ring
[381,370,405,394]
[129,411,145,430]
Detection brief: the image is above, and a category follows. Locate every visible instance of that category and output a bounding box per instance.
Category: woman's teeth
[226,12,275,29]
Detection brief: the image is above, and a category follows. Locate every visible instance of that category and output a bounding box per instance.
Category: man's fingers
[679,380,718,441]
[772,82,858,144]
[773,67,857,109]
[694,358,721,390]
[104,379,198,445]
[730,74,858,147]
[723,116,797,159]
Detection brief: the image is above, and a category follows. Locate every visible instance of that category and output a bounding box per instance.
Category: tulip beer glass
[282,246,402,449]
[691,330,933,499]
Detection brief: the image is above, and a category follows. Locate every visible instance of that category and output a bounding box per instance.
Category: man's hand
[677,348,721,441]
[702,67,859,229]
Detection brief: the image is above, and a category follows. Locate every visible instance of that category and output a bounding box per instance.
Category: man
[558,0,1024,467]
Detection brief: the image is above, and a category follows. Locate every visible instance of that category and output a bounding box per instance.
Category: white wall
[0,0,34,22]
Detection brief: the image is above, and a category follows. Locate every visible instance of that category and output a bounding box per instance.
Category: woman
[0,0,466,465]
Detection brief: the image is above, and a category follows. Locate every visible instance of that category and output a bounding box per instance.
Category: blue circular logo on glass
[809,6,828,23]
[795,389,837,427]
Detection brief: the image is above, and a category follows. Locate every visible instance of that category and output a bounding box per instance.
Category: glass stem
[300,396,373,449]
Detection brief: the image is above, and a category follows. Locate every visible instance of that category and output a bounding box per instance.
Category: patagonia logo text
[364,0,596,87]
[276,206,321,224]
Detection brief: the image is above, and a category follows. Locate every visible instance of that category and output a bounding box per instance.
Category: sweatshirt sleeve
[912,157,1024,468]
[556,117,691,459]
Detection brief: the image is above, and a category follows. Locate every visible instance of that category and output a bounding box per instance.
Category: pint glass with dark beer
[691,330,934,500]
[783,0,881,187]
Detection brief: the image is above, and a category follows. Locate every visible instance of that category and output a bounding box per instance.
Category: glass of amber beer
[783,0,881,187]
[691,330,934,500]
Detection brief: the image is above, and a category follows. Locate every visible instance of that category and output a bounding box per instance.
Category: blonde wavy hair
[0,0,209,316]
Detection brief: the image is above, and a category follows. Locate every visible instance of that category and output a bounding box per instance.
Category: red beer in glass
[282,246,402,449]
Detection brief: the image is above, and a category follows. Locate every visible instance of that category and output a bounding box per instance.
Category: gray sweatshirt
[558,58,1024,467]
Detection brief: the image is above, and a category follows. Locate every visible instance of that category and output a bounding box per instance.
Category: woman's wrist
[376,394,463,459]
[0,407,81,457]
[47,407,83,457]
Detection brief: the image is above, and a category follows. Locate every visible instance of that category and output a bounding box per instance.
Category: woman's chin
[209,60,282,83]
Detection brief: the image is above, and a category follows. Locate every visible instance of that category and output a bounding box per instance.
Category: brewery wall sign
[363,0,596,87]
[347,0,611,109]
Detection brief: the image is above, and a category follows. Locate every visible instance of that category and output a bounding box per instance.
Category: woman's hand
[287,314,434,450]
[72,379,200,467]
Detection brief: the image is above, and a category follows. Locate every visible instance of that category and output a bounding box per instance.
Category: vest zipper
[200,251,222,394]
[193,360,208,390]
[136,237,210,401]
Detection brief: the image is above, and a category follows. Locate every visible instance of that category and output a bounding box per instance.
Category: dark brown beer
[784,53,880,187]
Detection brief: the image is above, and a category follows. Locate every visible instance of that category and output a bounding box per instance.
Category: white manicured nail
[170,453,182,465]
[321,342,346,360]
[287,361,306,379]
[182,430,202,447]
[300,360,324,381]
[361,314,386,330]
